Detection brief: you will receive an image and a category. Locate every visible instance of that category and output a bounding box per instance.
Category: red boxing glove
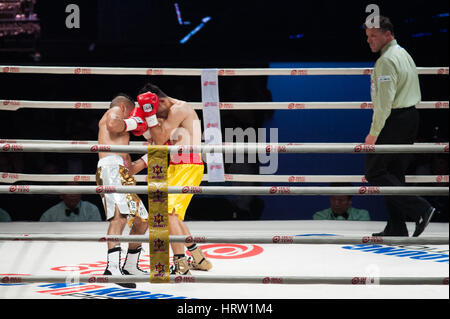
[123,107,148,136]
[137,92,159,128]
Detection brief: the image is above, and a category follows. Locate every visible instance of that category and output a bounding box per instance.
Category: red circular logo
[269,187,277,194]
[2,144,10,151]
[182,186,189,193]
[96,186,103,194]
[0,274,28,284]
[9,185,16,192]
[90,145,98,152]
[194,244,263,260]
[359,187,367,194]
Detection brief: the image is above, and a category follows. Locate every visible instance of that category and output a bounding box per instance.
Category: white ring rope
[2,139,447,146]
[0,234,447,245]
[1,172,447,184]
[1,143,448,154]
[1,65,448,76]
[1,185,447,196]
[1,100,448,111]
[0,275,447,285]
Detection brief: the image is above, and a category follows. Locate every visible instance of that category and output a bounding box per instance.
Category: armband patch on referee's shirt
[378,75,392,83]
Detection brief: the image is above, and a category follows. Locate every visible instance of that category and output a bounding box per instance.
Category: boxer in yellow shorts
[168,153,204,221]
[168,153,212,274]
[137,82,212,275]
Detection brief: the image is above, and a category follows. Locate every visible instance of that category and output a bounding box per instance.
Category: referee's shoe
[412,207,437,237]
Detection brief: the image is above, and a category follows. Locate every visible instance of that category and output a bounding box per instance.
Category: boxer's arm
[128,156,148,175]
[150,104,188,145]
[106,108,127,133]
[106,107,147,134]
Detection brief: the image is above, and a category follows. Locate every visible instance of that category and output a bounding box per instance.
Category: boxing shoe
[104,246,136,289]
[170,256,191,275]
[122,246,149,276]
[187,246,212,271]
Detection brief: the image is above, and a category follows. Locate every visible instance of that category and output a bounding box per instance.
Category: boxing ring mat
[0,220,448,299]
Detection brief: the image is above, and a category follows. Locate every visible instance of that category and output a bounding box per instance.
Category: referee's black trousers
[365,106,431,236]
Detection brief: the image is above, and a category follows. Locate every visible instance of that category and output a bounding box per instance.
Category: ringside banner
[201,69,225,182]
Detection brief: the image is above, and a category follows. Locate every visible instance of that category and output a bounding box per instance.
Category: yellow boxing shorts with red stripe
[168,153,204,221]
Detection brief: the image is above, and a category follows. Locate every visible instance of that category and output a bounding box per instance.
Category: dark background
[0,0,448,222]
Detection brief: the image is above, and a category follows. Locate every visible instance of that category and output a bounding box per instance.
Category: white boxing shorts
[96,155,148,221]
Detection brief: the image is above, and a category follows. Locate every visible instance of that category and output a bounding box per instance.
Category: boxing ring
[0,65,448,299]
[0,220,448,299]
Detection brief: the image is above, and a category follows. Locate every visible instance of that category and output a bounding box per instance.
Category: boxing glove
[137,92,159,128]
[124,107,148,136]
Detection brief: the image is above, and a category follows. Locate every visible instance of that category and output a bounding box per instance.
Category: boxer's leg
[169,210,191,275]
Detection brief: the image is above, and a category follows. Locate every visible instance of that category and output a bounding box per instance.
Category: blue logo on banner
[37,283,193,299]
[342,244,449,263]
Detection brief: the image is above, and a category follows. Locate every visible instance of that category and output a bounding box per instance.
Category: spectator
[39,183,102,222]
[313,183,370,221]
[0,208,12,222]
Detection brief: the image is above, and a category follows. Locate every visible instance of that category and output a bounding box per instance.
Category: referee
[363,16,436,237]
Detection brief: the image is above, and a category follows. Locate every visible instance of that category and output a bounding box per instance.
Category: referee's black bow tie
[66,208,79,216]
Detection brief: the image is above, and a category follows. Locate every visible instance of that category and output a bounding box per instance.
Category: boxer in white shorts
[96,93,150,288]
[96,155,147,221]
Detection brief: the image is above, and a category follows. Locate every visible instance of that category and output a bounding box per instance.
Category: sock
[187,243,197,252]
[174,254,185,260]
[106,247,122,275]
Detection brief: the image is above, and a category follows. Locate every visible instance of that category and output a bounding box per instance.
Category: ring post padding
[148,145,170,283]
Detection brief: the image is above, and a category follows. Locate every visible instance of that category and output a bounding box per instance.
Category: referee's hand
[365,134,378,145]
